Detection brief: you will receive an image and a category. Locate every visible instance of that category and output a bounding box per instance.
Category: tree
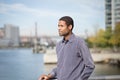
[104,26,112,47]
[113,22,120,46]
[87,23,120,49]
[87,36,96,48]
[95,29,107,47]
[109,22,120,52]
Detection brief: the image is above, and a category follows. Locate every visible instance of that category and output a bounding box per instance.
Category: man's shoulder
[74,35,88,48]
[74,35,85,43]
[56,40,62,45]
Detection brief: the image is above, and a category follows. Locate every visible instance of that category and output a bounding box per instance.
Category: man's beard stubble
[59,31,70,37]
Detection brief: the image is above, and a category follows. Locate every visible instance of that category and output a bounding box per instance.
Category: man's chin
[59,34,62,36]
[59,34,63,36]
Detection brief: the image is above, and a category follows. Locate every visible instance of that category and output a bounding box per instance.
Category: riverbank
[44,48,120,65]
[0,49,120,80]
[44,63,120,80]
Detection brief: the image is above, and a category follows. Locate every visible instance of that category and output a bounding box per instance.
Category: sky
[0,0,105,37]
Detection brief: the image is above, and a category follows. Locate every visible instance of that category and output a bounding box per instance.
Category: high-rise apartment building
[4,24,20,46]
[105,0,120,30]
[0,28,4,38]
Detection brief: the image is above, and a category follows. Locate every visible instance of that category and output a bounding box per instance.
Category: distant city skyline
[0,24,19,47]
[0,0,105,36]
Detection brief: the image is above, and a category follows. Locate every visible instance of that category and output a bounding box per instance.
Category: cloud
[0,1,103,18]
[0,3,67,17]
[0,3,66,17]
[0,1,104,36]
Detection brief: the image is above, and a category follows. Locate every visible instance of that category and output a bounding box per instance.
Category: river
[0,49,120,80]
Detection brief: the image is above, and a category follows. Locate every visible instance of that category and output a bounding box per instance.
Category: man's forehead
[58,20,66,24]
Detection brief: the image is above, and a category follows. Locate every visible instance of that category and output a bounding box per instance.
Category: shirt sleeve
[78,39,95,80]
[49,67,57,79]
[49,42,60,79]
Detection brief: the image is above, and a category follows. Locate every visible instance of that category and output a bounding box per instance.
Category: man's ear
[68,25,72,30]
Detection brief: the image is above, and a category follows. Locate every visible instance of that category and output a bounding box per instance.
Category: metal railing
[50,75,120,80]
[89,75,120,80]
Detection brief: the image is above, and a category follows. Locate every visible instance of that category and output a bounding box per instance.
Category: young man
[38,16,95,80]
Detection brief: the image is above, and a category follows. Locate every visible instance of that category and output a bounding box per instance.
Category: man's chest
[57,42,82,61]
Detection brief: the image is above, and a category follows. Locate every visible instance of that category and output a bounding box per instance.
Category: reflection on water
[0,49,120,80]
[92,63,120,76]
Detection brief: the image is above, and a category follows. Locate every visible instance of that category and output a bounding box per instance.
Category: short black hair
[59,16,74,30]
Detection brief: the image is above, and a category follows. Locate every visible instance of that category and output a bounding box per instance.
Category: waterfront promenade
[44,48,120,80]
[44,48,120,64]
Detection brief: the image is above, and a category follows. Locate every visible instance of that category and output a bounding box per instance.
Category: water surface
[0,49,44,80]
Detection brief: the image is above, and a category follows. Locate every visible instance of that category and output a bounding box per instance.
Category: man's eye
[58,25,63,27]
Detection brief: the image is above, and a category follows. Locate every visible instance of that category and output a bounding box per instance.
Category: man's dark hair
[59,16,74,30]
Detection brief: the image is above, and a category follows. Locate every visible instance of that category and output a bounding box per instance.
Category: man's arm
[38,67,57,80]
[38,74,53,80]
[49,67,57,79]
[78,40,95,80]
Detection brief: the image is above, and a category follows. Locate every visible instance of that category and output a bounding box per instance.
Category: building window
[106,0,111,3]
[106,12,111,15]
[115,3,120,7]
[106,3,112,10]
[115,0,120,2]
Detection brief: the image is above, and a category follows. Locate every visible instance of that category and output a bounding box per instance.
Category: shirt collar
[68,33,75,43]
[62,33,75,43]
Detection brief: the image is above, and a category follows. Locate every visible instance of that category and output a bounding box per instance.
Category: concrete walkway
[44,49,120,64]
[44,49,57,64]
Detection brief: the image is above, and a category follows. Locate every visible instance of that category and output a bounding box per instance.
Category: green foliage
[112,22,120,46]
[85,38,93,48]
[104,27,112,47]
[86,23,120,48]
[96,29,107,47]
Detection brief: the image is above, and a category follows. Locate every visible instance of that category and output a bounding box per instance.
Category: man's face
[58,20,71,36]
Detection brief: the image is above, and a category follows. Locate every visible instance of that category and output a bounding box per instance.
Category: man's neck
[64,32,72,41]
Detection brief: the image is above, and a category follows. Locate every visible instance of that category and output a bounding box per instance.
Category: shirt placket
[57,42,67,79]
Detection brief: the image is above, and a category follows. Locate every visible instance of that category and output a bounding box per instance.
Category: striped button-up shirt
[50,33,95,80]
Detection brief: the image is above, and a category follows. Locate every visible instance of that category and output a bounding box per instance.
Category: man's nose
[58,26,61,30]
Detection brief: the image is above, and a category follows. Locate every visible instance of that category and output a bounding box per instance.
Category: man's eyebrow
[58,24,62,26]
